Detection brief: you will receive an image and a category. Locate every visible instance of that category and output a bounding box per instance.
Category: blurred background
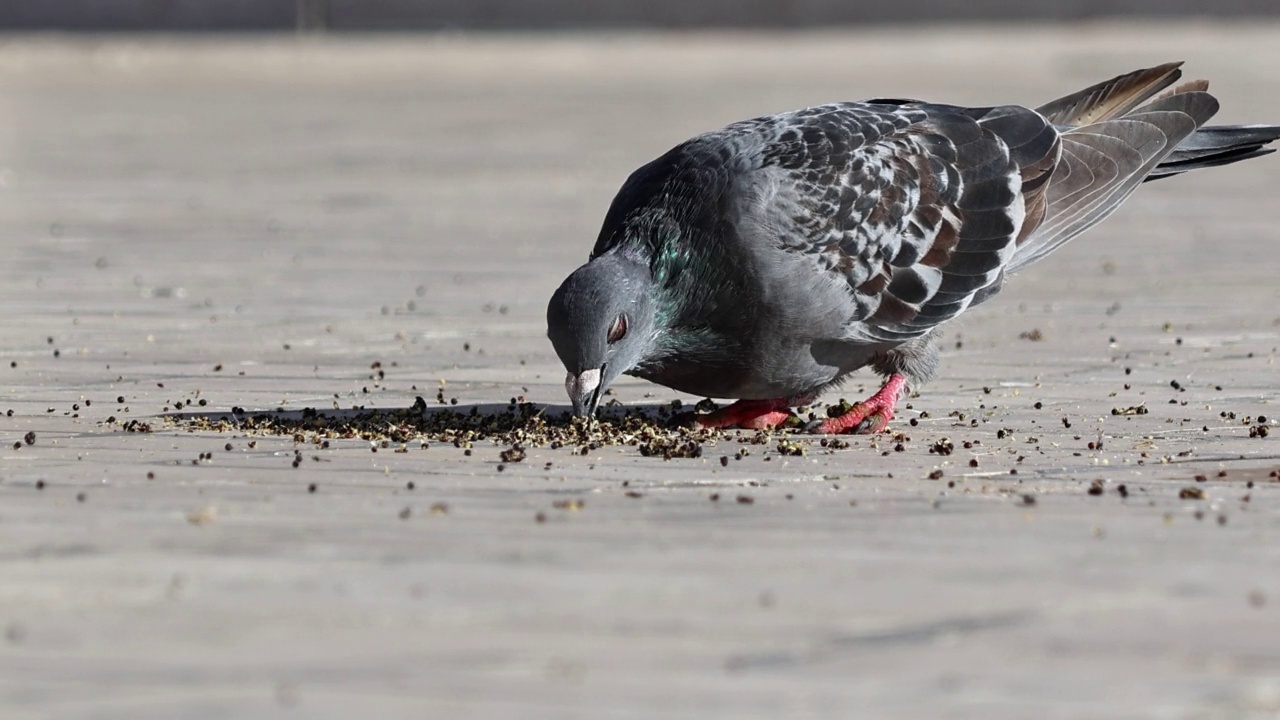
[1,0,1278,31]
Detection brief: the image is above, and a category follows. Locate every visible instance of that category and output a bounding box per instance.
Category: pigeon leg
[695,398,794,430]
[812,373,908,435]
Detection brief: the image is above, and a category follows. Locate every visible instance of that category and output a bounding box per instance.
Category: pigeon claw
[694,399,794,430]
[810,402,894,435]
[809,373,908,435]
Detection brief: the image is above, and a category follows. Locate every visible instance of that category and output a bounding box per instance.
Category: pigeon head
[547,251,658,417]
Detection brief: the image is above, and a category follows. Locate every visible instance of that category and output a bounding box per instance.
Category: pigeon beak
[565,366,604,417]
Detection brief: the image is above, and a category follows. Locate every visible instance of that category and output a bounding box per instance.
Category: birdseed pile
[171,396,804,459]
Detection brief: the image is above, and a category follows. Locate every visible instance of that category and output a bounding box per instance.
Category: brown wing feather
[1036,62,1185,126]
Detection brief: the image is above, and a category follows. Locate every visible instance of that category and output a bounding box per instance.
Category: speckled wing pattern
[722,100,1061,343]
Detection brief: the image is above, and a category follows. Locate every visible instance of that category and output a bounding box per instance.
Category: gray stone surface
[0,25,1279,719]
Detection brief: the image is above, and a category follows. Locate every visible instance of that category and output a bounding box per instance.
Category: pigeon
[546,62,1280,433]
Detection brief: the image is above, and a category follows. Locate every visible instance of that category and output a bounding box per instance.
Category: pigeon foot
[810,374,907,435]
[694,398,795,430]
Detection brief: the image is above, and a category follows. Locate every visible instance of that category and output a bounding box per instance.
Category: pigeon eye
[607,314,628,344]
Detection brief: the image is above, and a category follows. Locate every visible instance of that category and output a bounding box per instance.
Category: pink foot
[695,398,795,430]
[811,374,908,435]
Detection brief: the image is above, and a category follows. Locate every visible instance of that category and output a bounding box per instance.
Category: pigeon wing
[725,102,1060,344]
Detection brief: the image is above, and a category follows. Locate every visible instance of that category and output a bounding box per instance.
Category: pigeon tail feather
[1147,124,1280,180]
[1009,76,1218,274]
